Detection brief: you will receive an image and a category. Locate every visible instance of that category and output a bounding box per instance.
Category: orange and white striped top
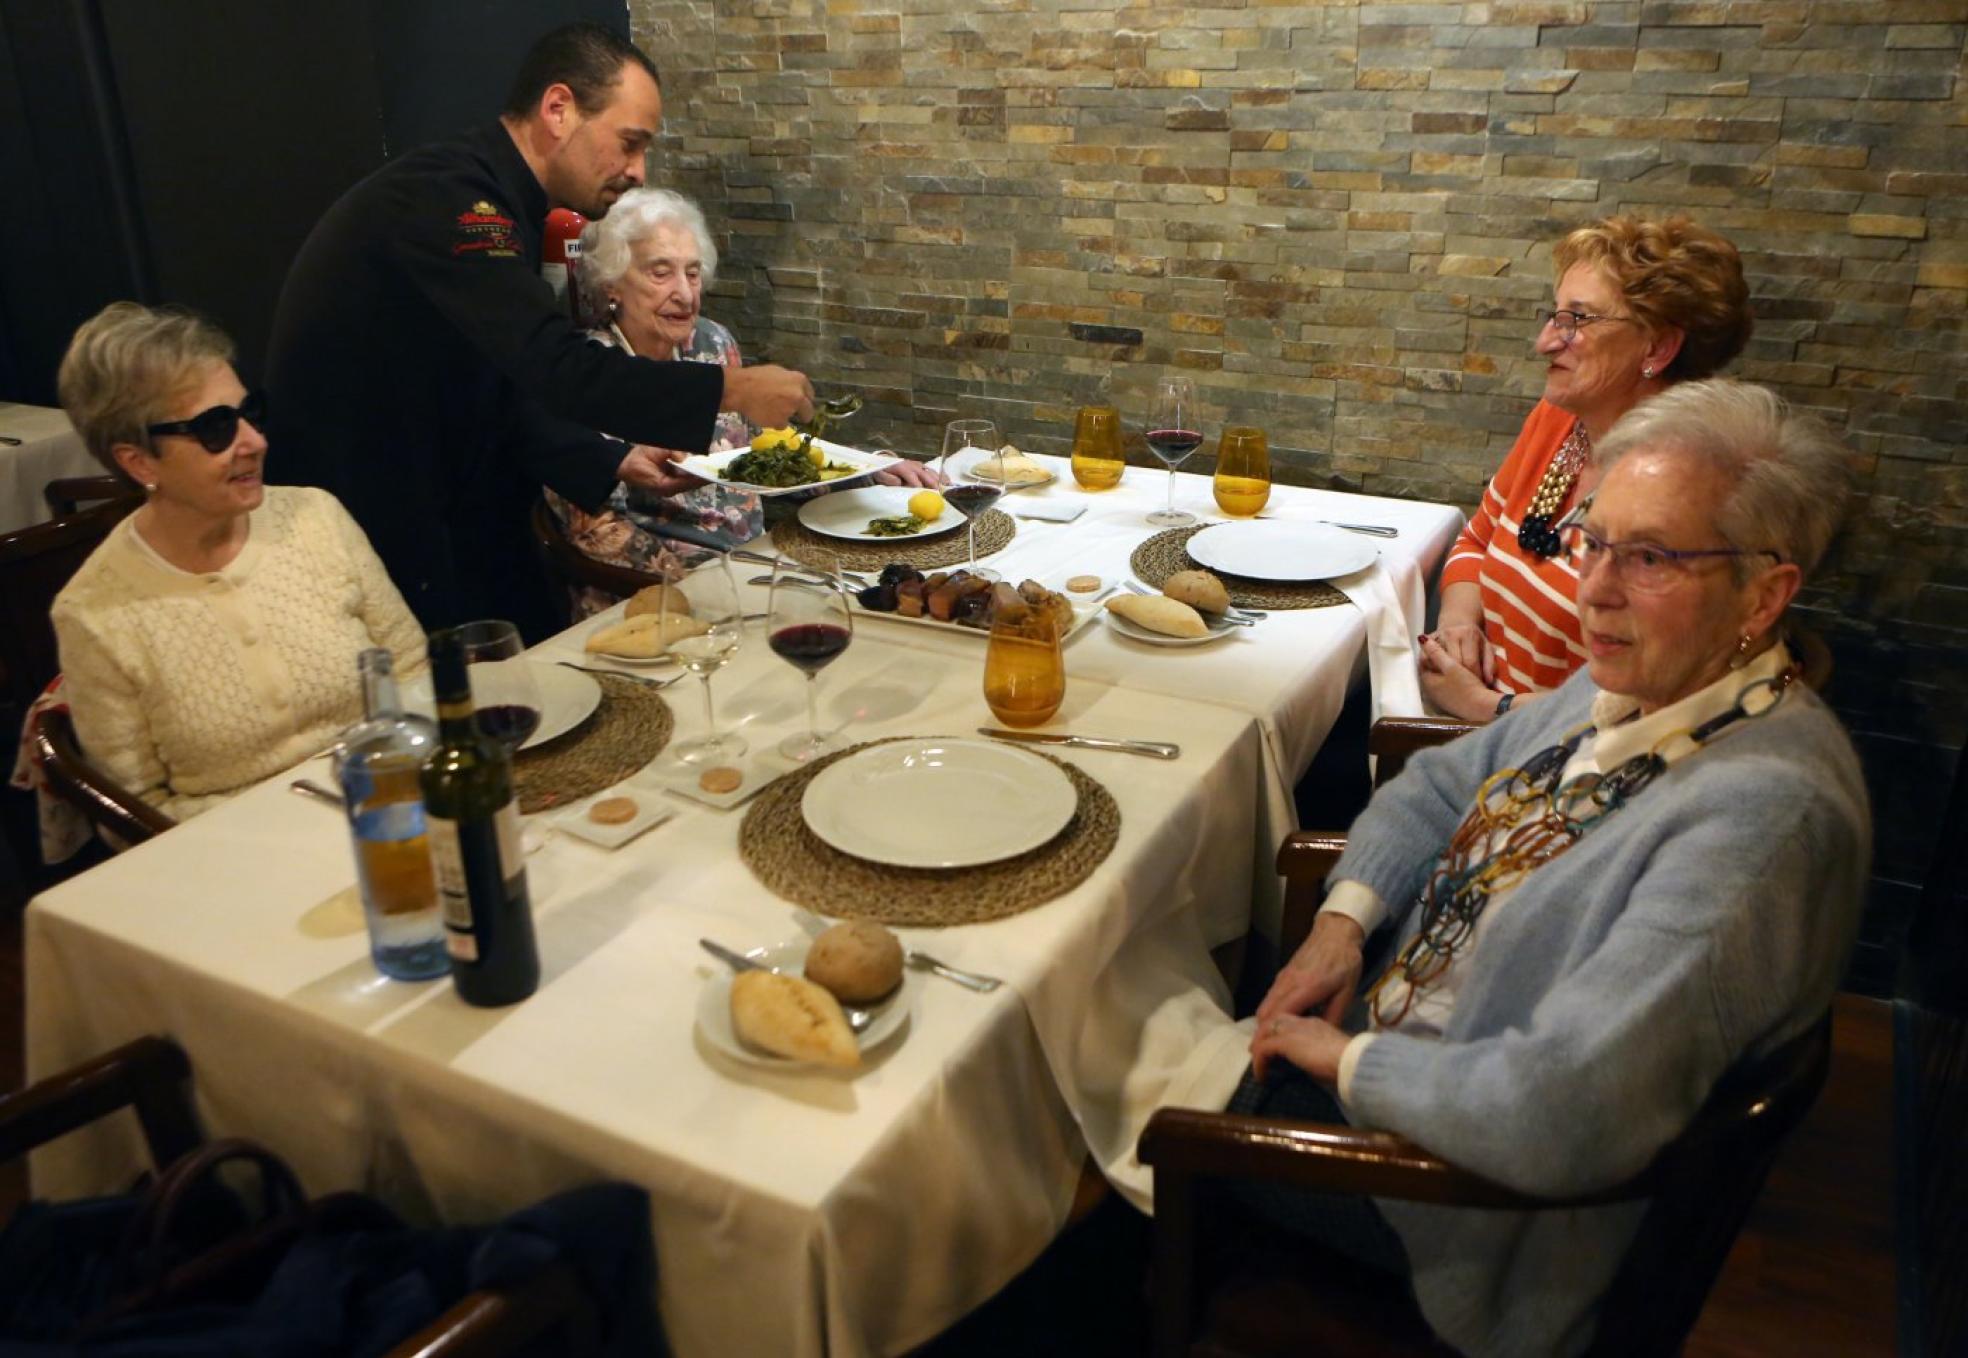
[1440,401,1589,695]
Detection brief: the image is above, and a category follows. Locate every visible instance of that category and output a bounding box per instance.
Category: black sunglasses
[146,390,265,453]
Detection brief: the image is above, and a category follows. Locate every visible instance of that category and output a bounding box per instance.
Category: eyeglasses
[145,391,265,453]
[1561,523,1780,591]
[1535,308,1637,344]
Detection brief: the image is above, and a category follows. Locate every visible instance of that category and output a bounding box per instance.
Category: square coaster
[552,784,676,848]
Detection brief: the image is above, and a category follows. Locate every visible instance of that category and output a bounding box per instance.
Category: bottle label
[426,802,525,964]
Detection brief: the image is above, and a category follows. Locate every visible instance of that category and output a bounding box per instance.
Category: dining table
[26,455,1463,1358]
[0,402,99,533]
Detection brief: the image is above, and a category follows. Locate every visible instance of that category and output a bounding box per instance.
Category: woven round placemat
[1130,526,1348,610]
[737,736,1120,926]
[513,674,673,814]
[770,508,1016,574]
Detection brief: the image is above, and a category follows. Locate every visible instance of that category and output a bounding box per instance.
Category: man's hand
[722,364,816,429]
[1255,911,1366,1036]
[1418,633,1506,723]
[616,445,703,498]
[874,458,945,490]
[1250,1012,1353,1084]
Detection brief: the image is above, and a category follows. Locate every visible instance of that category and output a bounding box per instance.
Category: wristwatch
[1494,692,1515,717]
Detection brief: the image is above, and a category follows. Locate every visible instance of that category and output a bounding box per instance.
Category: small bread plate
[1186,521,1378,582]
[696,939,918,1070]
[675,437,900,497]
[551,786,675,849]
[1102,608,1240,648]
[802,737,1077,868]
[961,449,1057,490]
[584,619,681,668]
[797,485,967,542]
[399,662,599,751]
[638,754,776,812]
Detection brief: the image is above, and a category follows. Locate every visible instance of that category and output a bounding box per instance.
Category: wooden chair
[43,474,137,519]
[0,493,140,714]
[28,707,173,847]
[0,1037,606,1358]
[528,498,668,616]
[1141,833,1834,1358]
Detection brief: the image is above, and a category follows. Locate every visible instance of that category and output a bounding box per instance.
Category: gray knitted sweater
[1334,666,1870,1357]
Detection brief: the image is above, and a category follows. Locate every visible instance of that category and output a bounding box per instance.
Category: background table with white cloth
[0,403,100,533]
[28,466,1462,1357]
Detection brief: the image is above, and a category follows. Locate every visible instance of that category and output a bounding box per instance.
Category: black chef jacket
[265,122,724,641]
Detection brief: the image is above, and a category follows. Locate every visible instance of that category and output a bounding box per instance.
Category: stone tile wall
[631,0,1968,992]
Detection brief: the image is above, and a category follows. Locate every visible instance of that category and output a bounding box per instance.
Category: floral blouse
[545,320,763,613]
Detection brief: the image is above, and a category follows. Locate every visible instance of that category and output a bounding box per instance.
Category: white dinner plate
[1102,607,1240,648]
[399,661,599,751]
[696,940,918,1071]
[797,485,967,541]
[675,437,900,497]
[1185,521,1378,582]
[801,738,1077,868]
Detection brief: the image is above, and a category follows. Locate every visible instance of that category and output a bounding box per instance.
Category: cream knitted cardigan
[51,486,427,822]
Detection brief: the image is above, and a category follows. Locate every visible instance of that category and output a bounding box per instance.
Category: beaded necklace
[1516,423,1591,558]
[1365,663,1800,1027]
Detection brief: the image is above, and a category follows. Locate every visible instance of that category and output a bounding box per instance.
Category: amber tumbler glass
[983,606,1065,728]
[1213,425,1271,517]
[1070,406,1125,491]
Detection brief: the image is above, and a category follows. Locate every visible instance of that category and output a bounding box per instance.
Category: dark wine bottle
[419,628,539,1006]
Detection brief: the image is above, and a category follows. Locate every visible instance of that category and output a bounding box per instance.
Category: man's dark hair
[503,22,660,119]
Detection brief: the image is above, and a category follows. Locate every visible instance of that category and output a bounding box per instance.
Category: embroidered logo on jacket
[453,200,520,258]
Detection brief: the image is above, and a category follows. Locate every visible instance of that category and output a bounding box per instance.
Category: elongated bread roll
[1105,593,1209,639]
[1162,569,1231,616]
[625,583,692,619]
[730,971,860,1067]
[585,611,709,657]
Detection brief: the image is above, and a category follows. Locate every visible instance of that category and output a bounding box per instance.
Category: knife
[977,728,1180,760]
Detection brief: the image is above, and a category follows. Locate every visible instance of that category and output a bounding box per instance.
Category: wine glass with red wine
[455,620,542,754]
[768,555,854,762]
[1144,375,1202,527]
[938,418,1005,580]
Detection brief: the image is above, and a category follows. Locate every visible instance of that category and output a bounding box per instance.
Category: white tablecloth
[0,403,98,533]
[27,467,1463,1357]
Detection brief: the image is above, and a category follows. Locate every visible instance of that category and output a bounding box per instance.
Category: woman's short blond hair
[1554,215,1753,382]
[57,302,235,480]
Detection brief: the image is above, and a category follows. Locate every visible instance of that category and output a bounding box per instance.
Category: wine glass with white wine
[664,554,748,764]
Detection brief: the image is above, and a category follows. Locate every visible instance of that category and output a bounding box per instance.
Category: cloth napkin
[1004,498,1085,523]
[1329,561,1426,723]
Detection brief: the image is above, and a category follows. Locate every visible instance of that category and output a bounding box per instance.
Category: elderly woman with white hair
[1219,379,1869,1357]
[547,188,932,606]
[50,302,424,821]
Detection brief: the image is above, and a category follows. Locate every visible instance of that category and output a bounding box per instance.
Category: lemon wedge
[806,441,827,469]
[907,490,946,522]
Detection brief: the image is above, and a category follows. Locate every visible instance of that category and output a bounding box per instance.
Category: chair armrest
[1140,1107,1652,1210]
[1369,716,1478,787]
[31,707,175,845]
[383,1260,598,1358]
[529,499,672,604]
[0,1035,199,1167]
[43,476,136,518]
[1277,831,1347,959]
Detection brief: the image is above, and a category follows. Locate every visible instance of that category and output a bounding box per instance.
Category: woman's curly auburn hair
[1554,215,1753,382]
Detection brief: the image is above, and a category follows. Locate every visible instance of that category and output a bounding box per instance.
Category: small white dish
[797,486,967,542]
[583,620,681,667]
[801,738,1076,868]
[1102,608,1240,648]
[1186,521,1378,582]
[398,662,599,751]
[696,939,918,1071]
[641,755,777,811]
[963,451,1057,489]
[551,787,675,849]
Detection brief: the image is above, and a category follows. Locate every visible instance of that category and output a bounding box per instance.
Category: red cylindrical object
[542,208,587,323]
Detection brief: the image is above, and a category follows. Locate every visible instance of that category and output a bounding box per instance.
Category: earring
[1730,631,1753,668]
[141,482,156,492]
[1642,366,1655,378]
[607,298,621,317]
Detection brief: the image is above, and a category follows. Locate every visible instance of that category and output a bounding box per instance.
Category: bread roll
[974,448,1050,485]
[625,583,692,619]
[805,920,904,1003]
[1105,593,1209,639]
[1162,569,1231,616]
[730,971,860,1068]
[584,611,709,657]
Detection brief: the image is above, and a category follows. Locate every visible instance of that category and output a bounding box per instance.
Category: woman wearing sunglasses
[1419,215,1754,723]
[50,302,424,822]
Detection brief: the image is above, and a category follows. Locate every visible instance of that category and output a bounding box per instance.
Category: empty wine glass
[938,419,1005,579]
[663,554,747,764]
[768,555,854,762]
[1144,376,1202,527]
[455,620,542,753]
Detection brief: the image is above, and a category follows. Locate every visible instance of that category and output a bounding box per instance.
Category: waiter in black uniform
[266,23,814,640]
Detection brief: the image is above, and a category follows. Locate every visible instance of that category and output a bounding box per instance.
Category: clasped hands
[1249,911,1365,1085]
[1418,622,1508,723]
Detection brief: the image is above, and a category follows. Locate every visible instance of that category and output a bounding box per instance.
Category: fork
[556,661,688,690]
[730,549,870,585]
[905,951,1003,992]
[1123,579,1265,624]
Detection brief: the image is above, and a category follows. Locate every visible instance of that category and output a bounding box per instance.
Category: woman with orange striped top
[1419,215,1754,723]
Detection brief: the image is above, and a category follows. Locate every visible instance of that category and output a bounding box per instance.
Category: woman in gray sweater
[1242,379,1869,1357]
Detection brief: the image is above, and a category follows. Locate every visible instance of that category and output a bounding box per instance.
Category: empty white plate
[1186,521,1377,582]
[801,738,1077,868]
